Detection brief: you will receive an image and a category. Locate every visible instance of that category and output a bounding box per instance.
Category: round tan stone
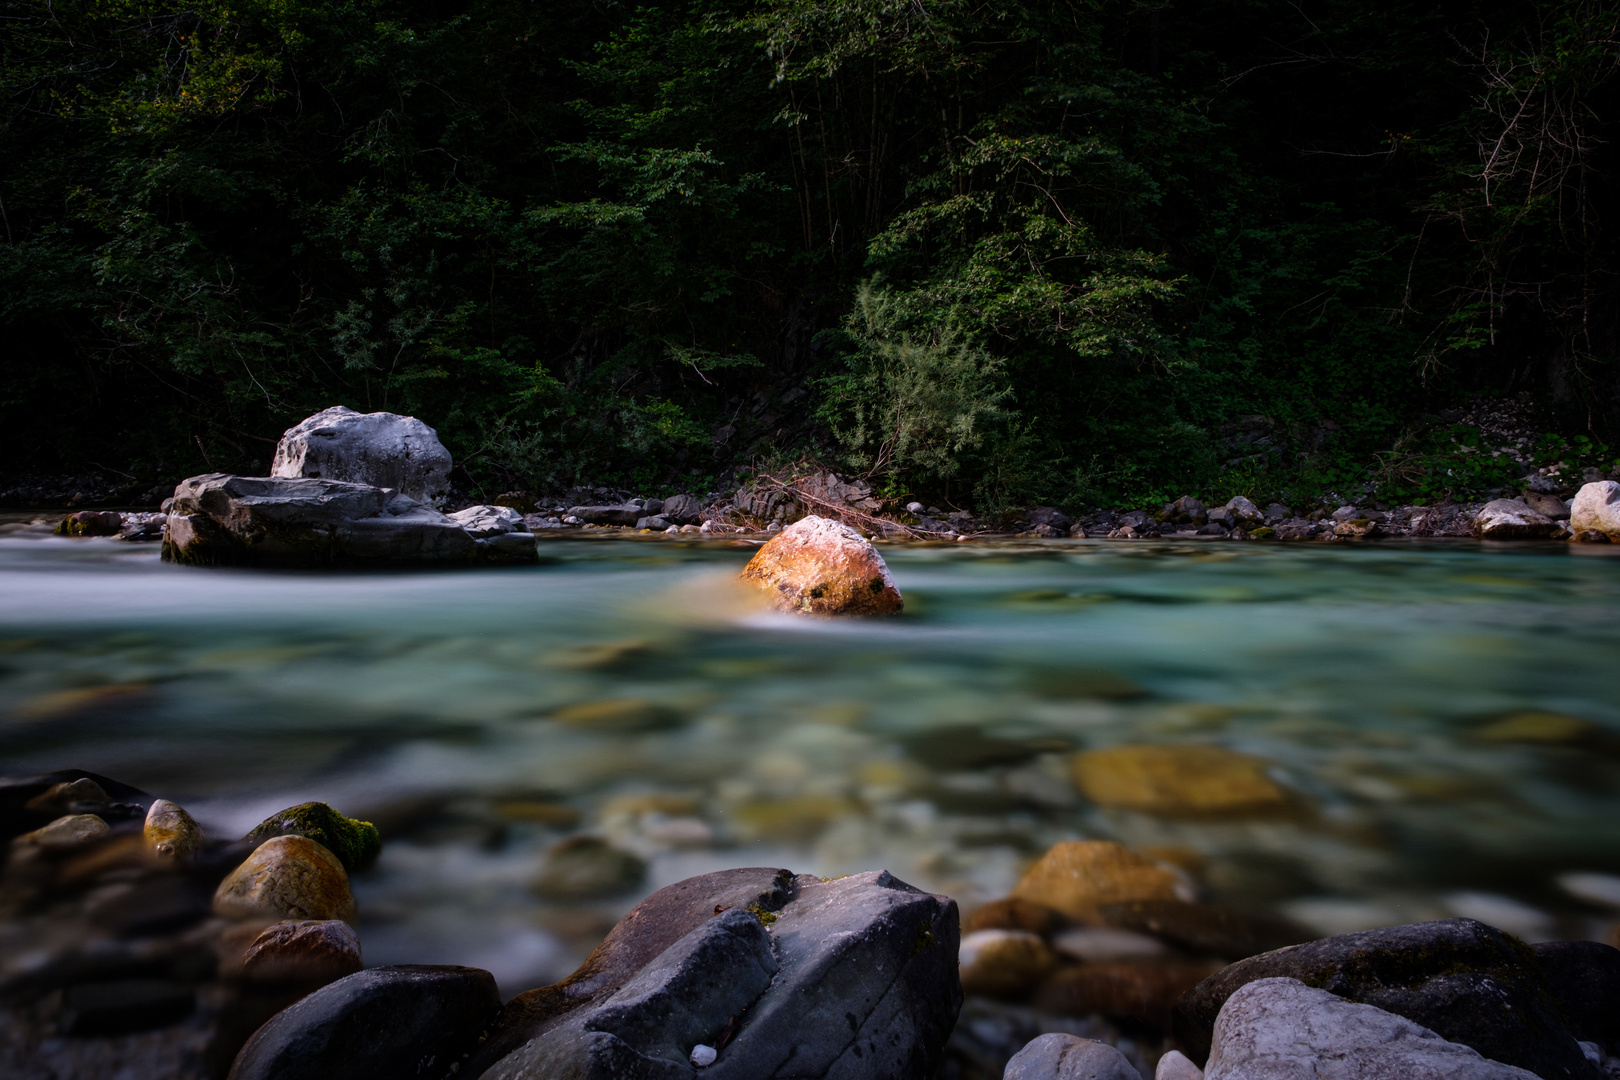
[1070,745,1291,816]
[144,798,204,860]
[213,835,356,922]
[959,929,1060,998]
[738,515,902,616]
[15,813,109,850]
[1009,840,1189,922]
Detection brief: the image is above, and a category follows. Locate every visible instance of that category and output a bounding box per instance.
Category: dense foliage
[3,0,1618,507]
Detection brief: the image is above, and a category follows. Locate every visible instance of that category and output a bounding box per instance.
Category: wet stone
[226,965,500,1080]
[738,514,903,616]
[1036,961,1221,1031]
[1095,899,1312,960]
[213,835,357,923]
[244,802,379,871]
[145,799,204,860]
[531,836,646,900]
[1002,1032,1139,1080]
[16,813,109,850]
[959,929,1060,999]
[966,898,1069,936]
[238,919,363,985]
[1070,745,1292,816]
[1009,841,1191,922]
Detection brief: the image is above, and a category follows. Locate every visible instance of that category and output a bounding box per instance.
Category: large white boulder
[1204,977,1542,1080]
[1570,481,1620,542]
[272,406,452,505]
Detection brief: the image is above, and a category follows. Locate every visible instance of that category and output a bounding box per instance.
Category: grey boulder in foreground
[227,964,500,1080]
[272,405,452,505]
[163,474,536,567]
[1172,918,1598,1080]
[1471,498,1561,539]
[472,867,961,1080]
[1203,978,1540,1080]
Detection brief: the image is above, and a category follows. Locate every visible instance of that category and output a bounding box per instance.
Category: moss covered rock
[246,802,380,871]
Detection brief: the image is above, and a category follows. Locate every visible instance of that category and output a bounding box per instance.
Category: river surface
[3,531,1619,995]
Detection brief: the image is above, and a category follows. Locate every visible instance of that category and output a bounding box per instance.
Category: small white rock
[1156,1049,1204,1080]
[690,1044,718,1068]
[906,502,924,513]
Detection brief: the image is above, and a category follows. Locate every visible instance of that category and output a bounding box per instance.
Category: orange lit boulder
[738,515,903,616]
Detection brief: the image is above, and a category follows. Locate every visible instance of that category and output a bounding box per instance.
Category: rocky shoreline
[5,772,1620,1080]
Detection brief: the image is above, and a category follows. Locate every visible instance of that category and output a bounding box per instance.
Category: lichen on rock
[245,801,379,871]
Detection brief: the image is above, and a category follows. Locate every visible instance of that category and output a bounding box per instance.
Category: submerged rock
[1570,481,1620,541]
[238,919,362,985]
[1172,918,1597,1078]
[472,867,960,1080]
[1002,1033,1139,1080]
[144,799,204,860]
[531,836,647,900]
[1070,746,1292,816]
[164,473,535,567]
[1037,961,1221,1030]
[53,510,124,536]
[271,405,452,505]
[1471,499,1561,539]
[245,801,380,871]
[1009,841,1190,923]
[1204,977,1540,1080]
[15,812,109,850]
[227,965,499,1080]
[214,835,357,923]
[738,514,903,616]
[959,929,1059,998]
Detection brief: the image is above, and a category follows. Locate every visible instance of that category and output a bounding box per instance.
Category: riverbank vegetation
[3,0,1618,511]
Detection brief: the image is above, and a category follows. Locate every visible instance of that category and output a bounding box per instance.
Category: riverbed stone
[15,813,109,850]
[738,514,903,616]
[568,503,645,526]
[1472,499,1561,539]
[213,835,357,923]
[54,510,125,536]
[448,503,531,538]
[1225,497,1262,524]
[226,964,500,1080]
[238,919,362,984]
[1002,1033,1139,1080]
[144,799,203,860]
[163,473,533,566]
[531,836,647,900]
[23,777,114,817]
[245,802,380,871]
[1095,899,1312,960]
[1038,960,1222,1029]
[1523,491,1571,519]
[1157,1050,1203,1080]
[1009,841,1190,922]
[1172,918,1597,1078]
[473,867,960,1080]
[661,494,703,524]
[960,929,1060,998]
[1570,481,1620,541]
[966,898,1069,936]
[1070,746,1292,816]
[1203,977,1541,1080]
[271,405,452,505]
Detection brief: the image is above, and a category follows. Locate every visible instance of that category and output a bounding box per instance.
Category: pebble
[959,929,1060,998]
[549,697,679,731]
[1070,745,1292,816]
[1002,1032,1139,1080]
[15,813,109,850]
[213,835,357,922]
[144,799,203,860]
[690,1043,718,1067]
[530,835,646,899]
[239,919,363,984]
[1009,840,1192,922]
[1156,1050,1204,1080]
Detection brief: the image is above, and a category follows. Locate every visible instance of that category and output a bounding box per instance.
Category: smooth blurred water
[3,533,1619,994]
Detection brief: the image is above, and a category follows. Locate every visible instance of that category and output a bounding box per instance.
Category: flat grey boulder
[1570,481,1620,541]
[1002,1033,1139,1079]
[1204,977,1540,1080]
[1471,499,1561,539]
[568,504,645,526]
[661,494,703,525]
[272,405,452,505]
[475,868,961,1080]
[227,964,500,1080]
[163,474,535,567]
[1172,919,1596,1080]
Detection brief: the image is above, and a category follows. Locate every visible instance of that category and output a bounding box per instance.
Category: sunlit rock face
[1571,480,1620,541]
[272,406,452,506]
[738,514,903,616]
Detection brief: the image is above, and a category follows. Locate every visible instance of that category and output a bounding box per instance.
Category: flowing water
[3,530,1619,996]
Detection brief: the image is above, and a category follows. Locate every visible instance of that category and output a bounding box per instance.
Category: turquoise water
[2,533,1619,994]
